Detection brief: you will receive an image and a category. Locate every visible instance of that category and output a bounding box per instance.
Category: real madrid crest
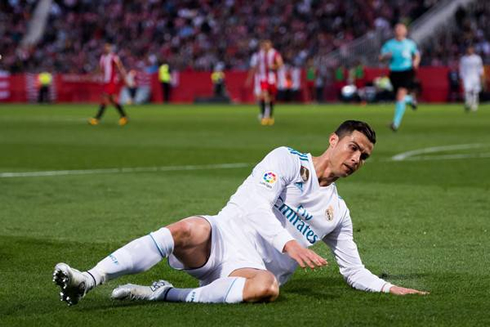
[325,205,334,221]
[300,166,310,182]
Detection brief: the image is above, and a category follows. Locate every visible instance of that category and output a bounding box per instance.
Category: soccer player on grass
[460,45,485,112]
[89,43,129,126]
[54,120,428,305]
[246,40,283,126]
[379,23,421,132]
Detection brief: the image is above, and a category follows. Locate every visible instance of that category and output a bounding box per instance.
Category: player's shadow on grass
[281,277,343,301]
[76,299,175,312]
[378,272,429,281]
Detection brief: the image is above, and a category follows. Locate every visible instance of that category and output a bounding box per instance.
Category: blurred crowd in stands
[421,2,490,66]
[0,0,489,75]
[2,0,435,74]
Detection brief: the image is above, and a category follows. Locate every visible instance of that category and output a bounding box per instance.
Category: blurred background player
[89,43,128,126]
[380,23,420,132]
[460,45,484,112]
[246,40,283,126]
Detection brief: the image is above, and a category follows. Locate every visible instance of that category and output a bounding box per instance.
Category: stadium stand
[3,0,438,73]
[421,2,490,66]
[0,1,35,73]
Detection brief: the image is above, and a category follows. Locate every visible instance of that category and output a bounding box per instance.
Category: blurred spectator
[125,69,137,104]
[211,63,226,98]
[447,62,461,102]
[315,65,327,103]
[373,75,393,102]
[159,62,172,103]
[305,59,316,102]
[334,65,348,99]
[3,0,437,74]
[37,70,53,103]
[422,3,490,66]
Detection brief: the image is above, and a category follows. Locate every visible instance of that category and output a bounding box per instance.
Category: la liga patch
[263,172,277,184]
[259,171,278,189]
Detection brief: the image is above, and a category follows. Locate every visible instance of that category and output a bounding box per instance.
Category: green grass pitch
[0,103,489,326]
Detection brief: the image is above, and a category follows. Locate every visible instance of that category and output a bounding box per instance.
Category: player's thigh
[396,87,408,101]
[101,93,110,104]
[107,94,117,104]
[229,268,279,302]
[167,216,211,268]
[262,90,271,101]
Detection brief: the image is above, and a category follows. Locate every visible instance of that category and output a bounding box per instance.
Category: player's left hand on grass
[389,285,429,296]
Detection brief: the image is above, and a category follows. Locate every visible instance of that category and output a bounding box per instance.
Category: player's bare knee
[244,273,279,302]
[167,220,193,247]
[264,276,280,302]
[167,216,209,248]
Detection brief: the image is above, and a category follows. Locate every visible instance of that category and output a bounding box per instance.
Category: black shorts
[389,69,415,93]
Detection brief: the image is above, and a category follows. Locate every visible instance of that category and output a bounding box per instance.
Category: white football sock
[165,277,246,303]
[472,91,479,111]
[87,227,174,286]
[465,91,472,108]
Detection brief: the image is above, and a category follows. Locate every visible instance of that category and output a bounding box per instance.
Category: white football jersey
[460,54,483,81]
[220,147,389,291]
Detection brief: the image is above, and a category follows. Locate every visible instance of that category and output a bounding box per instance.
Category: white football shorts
[168,208,297,286]
[463,77,482,93]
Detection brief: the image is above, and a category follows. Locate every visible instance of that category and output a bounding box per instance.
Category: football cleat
[53,263,91,306]
[88,118,99,126]
[260,118,269,126]
[267,118,275,126]
[389,122,398,132]
[111,280,174,302]
[119,117,129,126]
[409,98,418,110]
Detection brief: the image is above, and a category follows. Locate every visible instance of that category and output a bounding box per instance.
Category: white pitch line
[391,143,488,161]
[398,152,490,161]
[0,163,251,178]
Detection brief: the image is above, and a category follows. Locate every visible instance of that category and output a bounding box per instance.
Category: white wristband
[382,283,393,293]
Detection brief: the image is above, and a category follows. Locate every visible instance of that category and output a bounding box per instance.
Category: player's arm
[379,44,392,62]
[272,53,283,71]
[412,52,421,70]
[245,65,257,87]
[245,147,327,269]
[323,209,428,295]
[459,58,466,80]
[115,56,127,83]
[479,57,486,89]
[93,61,102,82]
[412,48,421,70]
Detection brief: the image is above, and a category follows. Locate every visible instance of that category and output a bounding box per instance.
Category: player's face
[328,131,373,178]
[104,44,112,54]
[261,41,272,51]
[394,24,407,39]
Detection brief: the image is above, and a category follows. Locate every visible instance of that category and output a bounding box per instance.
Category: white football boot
[111,280,174,301]
[53,263,93,306]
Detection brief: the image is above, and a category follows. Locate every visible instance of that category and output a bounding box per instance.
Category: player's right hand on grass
[283,240,328,269]
[389,285,429,296]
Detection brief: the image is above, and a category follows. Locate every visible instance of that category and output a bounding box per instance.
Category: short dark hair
[334,120,376,144]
